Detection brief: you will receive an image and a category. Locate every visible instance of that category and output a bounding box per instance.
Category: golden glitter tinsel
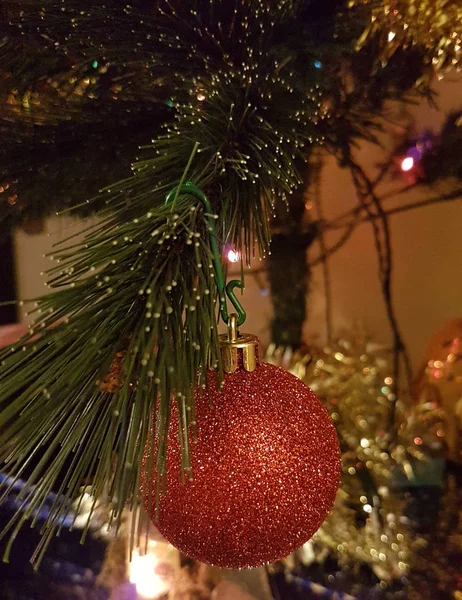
[352,0,462,73]
[304,330,412,578]
[267,325,451,584]
[313,480,411,581]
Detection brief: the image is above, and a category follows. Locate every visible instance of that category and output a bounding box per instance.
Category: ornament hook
[165,182,246,326]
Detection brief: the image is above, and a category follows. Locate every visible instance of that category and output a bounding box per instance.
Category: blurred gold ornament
[129,541,178,600]
[414,319,462,463]
[171,563,212,600]
[115,509,181,599]
[352,0,462,73]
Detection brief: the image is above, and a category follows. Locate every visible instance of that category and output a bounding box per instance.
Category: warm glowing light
[197,93,206,102]
[360,438,369,448]
[129,550,169,599]
[388,31,396,42]
[227,249,240,263]
[414,437,423,445]
[401,156,414,172]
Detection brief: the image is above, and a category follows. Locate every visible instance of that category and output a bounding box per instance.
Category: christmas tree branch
[1,0,447,232]
[0,0,460,564]
[0,1,326,562]
[0,163,224,562]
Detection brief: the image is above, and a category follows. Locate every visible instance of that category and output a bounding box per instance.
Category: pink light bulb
[401,157,414,172]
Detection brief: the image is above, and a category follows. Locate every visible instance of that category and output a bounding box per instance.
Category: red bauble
[143,362,340,569]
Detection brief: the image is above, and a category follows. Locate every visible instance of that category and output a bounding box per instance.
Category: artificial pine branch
[0,0,460,565]
[0,0,446,231]
[0,1,324,562]
[0,168,223,563]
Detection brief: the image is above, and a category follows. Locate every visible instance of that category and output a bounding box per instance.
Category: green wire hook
[165,181,246,327]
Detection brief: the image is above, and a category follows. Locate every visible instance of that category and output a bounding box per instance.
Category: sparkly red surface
[143,363,340,569]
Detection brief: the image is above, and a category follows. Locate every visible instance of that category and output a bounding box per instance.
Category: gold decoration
[307,332,413,579]
[268,325,459,590]
[352,0,462,73]
[219,314,259,374]
[415,319,462,463]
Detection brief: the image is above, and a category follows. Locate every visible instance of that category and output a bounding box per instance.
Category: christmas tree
[0,0,461,596]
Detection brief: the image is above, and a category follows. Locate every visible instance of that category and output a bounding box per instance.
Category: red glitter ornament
[143,361,340,569]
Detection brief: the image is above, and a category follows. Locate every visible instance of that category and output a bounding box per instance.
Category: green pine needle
[0,0,453,566]
[0,2,325,562]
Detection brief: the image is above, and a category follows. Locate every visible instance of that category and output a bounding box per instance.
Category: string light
[227,248,240,263]
[129,547,170,599]
[400,156,414,172]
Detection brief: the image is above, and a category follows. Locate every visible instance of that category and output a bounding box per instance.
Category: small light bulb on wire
[401,156,414,172]
[227,249,240,263]
[129,549,169,599]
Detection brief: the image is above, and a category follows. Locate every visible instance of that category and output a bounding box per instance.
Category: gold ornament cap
[219,314,260,373]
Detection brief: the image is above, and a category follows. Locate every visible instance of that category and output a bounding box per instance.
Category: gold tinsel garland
[304,331,413,580]
[352,0,462,72]
[266,326,452,588]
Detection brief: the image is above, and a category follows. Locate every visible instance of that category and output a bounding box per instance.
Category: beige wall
[306,77,462,367]
[14,216,98,309]
[14,79,462,367]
